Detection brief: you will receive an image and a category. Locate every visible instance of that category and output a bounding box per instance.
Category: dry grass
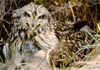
[0,0,100,70]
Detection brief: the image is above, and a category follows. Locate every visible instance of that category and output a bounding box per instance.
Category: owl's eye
[35,24,40,29]
[26,23,29,26]
[38,14,46,19]
[13,15,20,19]
[16,16,20,19]
[24,12,30,17]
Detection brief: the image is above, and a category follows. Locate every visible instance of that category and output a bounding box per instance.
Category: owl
[5,2,59,65]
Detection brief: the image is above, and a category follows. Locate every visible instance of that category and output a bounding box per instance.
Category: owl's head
[12,3,54,40]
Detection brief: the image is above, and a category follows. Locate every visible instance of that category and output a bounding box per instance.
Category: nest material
[48,2,97,67]
[49,23,94,68]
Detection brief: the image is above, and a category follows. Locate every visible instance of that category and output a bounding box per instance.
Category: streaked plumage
[6,3,59,65]
[49,21,94,67]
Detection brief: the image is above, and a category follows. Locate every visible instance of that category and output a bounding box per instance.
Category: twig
[97,23,100,31]
[1,22,10,37]
[82,44,100,49]
[13,0,19,9]
[2,19,12,24]
[52,60,56,70]
[68,1,76,21]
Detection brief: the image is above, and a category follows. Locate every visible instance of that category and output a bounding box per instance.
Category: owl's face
[12,3,53,41]
[12,3,35,30]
